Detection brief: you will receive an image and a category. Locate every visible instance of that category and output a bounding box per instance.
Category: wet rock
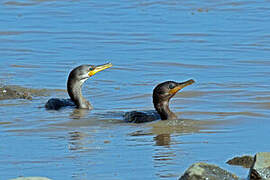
[179,162,239,180]
[227,155,254,168]
[9,177,52,180]
[0,85,49,100]
[249,152,270,180]
[0,86,32,100]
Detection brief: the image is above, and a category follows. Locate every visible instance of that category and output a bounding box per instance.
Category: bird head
[153,79,195,102]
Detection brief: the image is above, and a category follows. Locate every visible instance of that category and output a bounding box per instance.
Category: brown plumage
[124,79,195,123]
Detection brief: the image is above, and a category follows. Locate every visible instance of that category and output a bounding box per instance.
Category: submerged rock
[10,177,52,180]
[227,155,254,168]
[0,86,32,100]
[0,85,50,100]
[179,162,239,180]
[249,152,270,180]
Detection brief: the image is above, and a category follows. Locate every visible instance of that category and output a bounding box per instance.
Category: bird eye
[169,84,175,89]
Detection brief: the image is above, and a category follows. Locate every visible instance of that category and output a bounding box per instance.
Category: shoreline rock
[0,85,52,101]
[180,152,270,180]
[226,155,254,168]
[179,162,239,180]
[0,86,32,100]
[249,152,270,180]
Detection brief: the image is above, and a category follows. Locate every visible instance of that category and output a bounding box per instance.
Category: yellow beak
[169,79,195,95]
[88,63,113,76]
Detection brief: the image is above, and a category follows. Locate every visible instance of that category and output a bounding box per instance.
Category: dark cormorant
[124,79,195,123]
[45,63,112,110]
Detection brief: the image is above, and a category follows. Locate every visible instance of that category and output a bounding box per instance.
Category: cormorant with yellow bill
[124,79,195,123]
[45,63,112,110]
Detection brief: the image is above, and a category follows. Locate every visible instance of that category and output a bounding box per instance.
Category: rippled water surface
[1,0,270,179]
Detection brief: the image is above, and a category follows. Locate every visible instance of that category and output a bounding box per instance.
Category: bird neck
[153,100,177,120]
[67,78,91,109]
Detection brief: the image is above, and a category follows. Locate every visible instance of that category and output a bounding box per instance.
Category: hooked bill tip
[180,79,195,86]
[188,79,195,84]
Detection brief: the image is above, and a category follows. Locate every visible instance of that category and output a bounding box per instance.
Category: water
[1,0,270,179]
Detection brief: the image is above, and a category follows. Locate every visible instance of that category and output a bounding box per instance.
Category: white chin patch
[79,75,89,85]
[79,78,88,86]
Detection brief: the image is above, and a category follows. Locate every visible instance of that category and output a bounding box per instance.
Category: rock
[9,177,52,180]
[0,86,32,100]
[179,162,239,180]
[227,155,254,168]
[0,85,50,100]
[249,152,270,180]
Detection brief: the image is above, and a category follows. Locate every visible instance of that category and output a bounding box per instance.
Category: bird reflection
[69,108,89,119]
[154,134,171,146]
[68,131,87,151]
[153,133,178,178]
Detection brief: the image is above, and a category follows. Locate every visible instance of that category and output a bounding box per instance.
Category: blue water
[1,0,270,179]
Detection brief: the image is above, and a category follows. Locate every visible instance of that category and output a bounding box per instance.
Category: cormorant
[124,79,195,123]
[45,63,112,110]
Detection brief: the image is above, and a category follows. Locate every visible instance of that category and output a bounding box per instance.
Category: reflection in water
[150,119,209,135]
[153,133,178,179]
[70,109,90,119]
[68,131,88,152]
[1,0,270,179]
[154,134,171,146]
[150,119,223,178]
[126,119,214,178]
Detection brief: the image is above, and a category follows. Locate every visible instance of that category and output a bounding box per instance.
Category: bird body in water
[124,79,195,123]
[45,63,112,110]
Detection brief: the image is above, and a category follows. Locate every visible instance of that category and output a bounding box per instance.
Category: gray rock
[9,177,52,180]
[249,152,270,180]
[179,162,239,180]
[227,155,254,168]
